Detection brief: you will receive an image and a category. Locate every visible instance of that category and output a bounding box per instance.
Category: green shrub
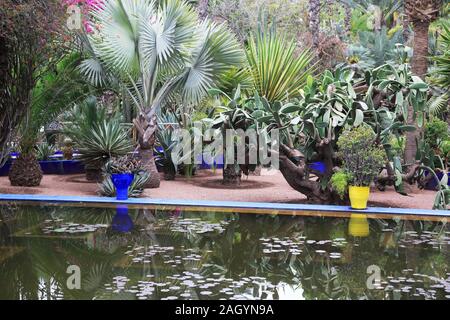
[424,118,449,150]
[337,125,385,187]
[330,170,349,199]
[441,140,450,158]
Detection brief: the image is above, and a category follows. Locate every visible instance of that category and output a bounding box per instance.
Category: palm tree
[80,0,243,188]
[404,0,443,165]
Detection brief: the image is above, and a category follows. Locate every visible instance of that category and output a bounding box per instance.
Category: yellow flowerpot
[349,186,370,210]
[348,214,370,237]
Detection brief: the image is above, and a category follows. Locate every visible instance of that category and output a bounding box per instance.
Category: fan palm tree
[403,0,443,165]
[80,0,244,188]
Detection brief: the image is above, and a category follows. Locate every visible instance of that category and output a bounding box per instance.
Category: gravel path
[0,169,437,210]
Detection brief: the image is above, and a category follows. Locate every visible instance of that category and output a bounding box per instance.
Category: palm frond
[427,94,449,116]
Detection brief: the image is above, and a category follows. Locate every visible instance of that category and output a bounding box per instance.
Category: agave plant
[76,121,132,181]
[347,27,407,69]
[35,142,56,161]
[79,0,244,188]
[65,97,132,181]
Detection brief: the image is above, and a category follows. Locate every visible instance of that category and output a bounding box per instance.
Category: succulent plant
[105,155,143,175]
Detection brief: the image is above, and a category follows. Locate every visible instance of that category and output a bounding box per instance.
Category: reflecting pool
[0,201,449,300]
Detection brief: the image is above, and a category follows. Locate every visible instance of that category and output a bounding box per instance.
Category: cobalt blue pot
[62,160,85,174]
[111,173,134,200]
[112,206,133,233]
[424,171,450,190]
[0,160,12,176]
[308,161,326,175]
[39,160,63,174]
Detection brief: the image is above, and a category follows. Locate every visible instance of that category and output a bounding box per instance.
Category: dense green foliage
[337,126,386,186]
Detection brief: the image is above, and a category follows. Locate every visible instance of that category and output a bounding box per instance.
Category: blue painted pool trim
[0,193,448,217]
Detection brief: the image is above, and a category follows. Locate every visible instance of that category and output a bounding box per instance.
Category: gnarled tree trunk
[278,143,344,204]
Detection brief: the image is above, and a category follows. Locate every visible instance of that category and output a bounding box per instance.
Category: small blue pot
[112,206,133,233]
[308,161,326,175]
[424,171,450,190]
[111,173,134,200]
[0,160,12,176]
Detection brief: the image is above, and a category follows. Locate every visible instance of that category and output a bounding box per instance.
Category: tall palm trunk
[405,20,430,164]
[223,164,242,185]
[344,3,352,37]
[308,0,321,50]
[136,112,160,189]
[404,0,443,165]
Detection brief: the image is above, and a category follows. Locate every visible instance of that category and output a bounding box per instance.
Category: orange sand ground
[0,169,436,210]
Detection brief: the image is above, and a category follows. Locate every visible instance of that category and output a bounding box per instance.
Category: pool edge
[0,193,448,217]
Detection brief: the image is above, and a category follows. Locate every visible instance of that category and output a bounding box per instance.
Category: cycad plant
[80,0,244,188]
[8,52,90,187]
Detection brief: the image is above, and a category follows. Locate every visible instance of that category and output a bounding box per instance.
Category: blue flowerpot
[197,154,224,170]
[39,160,63,174]
[111,173,134,200]
[62,160,85,174]
[424,171,450,190]
[0,160,12,176]
[112,206,133,233]
[308,161,326,175]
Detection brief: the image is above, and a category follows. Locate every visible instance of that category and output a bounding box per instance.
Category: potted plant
[105,155,142,200]
[337,126,385,209]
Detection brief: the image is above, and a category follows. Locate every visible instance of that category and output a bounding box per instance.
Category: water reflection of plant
[1,204,448,300]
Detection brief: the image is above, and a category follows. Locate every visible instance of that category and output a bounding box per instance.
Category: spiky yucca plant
[246,25,314,102]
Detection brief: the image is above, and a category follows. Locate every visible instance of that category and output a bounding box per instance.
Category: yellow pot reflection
[348,214,370,237]
[349,186,370,209]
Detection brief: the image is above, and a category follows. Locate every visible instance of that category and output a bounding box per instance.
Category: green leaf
[354,109,364,127]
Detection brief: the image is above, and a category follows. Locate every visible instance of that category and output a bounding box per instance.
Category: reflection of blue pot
[308,161,326,175]
[111,173,134,200]
[112,206,133,233]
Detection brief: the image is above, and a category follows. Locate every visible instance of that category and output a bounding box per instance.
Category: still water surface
[0,201,449,300]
